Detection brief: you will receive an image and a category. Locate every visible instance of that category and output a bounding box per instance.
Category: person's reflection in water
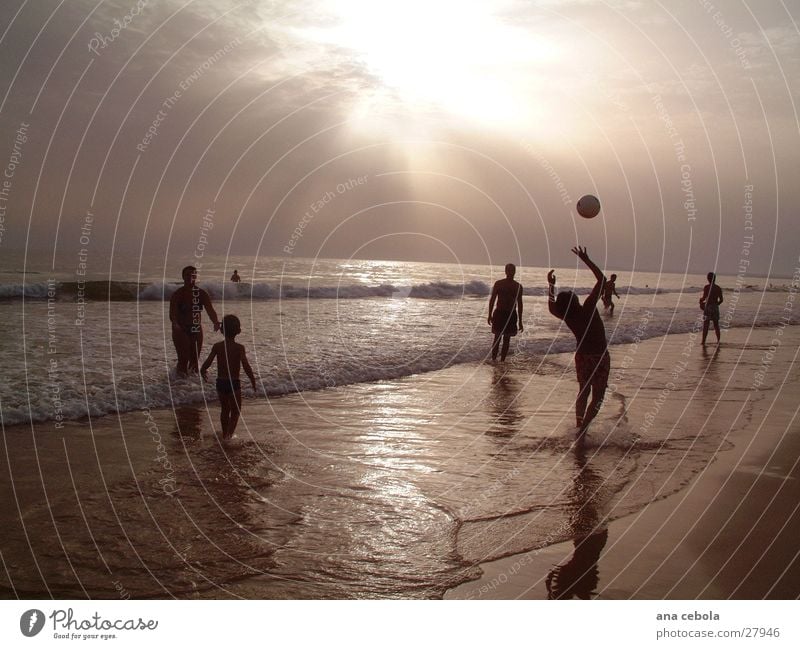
[701,342,721,363]
[546,446,609,599]
[172,406,202,440]
[486,365,524,437]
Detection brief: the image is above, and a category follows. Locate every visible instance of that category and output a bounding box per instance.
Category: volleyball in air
[576,194,601,219]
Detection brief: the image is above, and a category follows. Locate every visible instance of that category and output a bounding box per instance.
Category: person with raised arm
[548,247,610,439]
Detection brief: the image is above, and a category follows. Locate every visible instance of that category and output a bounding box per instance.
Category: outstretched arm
[201,291,220,331]
[169,294,181,332]
[572,246,604,282]
[547,270,559,317]
[572,246,605,310]
[200,346,217,381]
[241,349,257,391]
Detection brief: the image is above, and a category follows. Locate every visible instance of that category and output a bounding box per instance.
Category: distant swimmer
[487,263,524,362]
[548,247,610,439]
[231,269,241,283]
[700,272,724,345]
[601,273,620,315]
[201,314,257,439]
[169,265,220,375]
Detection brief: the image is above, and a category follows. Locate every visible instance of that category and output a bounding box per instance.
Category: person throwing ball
[488,263,524,362]
[548,247,610,439]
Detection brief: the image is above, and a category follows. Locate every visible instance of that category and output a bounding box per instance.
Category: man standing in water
[487,263,524,362]
[548,247,609,438]
[700,272,724,345]
[170,265,220,375]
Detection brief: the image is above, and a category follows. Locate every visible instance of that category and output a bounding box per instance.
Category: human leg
[218,392,233,437]
[702,319,710,345]
[500,334,511,361]
[227,389,243,438]
[581,352,610,432]
[491,333,501,360]
[172,328,190,375]
[575,379,590,428]
[187,329,204,373]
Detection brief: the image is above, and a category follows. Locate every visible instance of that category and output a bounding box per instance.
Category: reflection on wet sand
[546,446,609,599]
[546,529,608,599]
[172,406,203,440]
[486,365,524,437]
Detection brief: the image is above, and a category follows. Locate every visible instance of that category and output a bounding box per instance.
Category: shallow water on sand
[2,325,769,599]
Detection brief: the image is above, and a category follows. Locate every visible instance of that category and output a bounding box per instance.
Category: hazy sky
[0,0,798,275]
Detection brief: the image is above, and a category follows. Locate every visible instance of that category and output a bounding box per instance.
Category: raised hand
[571,245,589,261]
[547,270,556,285]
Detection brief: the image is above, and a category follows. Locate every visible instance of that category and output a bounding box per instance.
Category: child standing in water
[201,315,257,439]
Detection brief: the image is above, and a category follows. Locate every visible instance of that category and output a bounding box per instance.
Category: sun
[298,0,564,130]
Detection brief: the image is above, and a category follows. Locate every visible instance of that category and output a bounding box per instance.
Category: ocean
[0,255,788,426]
[0,255,795,598]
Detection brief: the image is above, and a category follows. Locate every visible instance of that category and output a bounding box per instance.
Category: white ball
[577,194,601,219]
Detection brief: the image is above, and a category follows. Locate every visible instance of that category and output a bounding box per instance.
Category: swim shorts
[703,303,720,322]
[575,351,610,390]
[492,310,518,336]
[216,378,241,395]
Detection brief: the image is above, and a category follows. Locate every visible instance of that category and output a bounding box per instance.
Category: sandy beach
[447,326,800,600]
[2,321,798,599]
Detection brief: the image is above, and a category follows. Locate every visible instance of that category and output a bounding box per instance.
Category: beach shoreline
[446,326,800,600]
[2,324,798,599]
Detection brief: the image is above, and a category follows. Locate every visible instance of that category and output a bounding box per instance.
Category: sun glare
[302,0,564,130]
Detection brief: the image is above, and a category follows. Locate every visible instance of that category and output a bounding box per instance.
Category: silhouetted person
[700,272,723,345]
[230,269,241,283]
[487,263,524,361]
[169,266,220,375]
[548,246,610,438]
[201,314,257,439]
[601,273,620,315]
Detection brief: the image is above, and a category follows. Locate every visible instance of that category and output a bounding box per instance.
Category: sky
[0,0,798,276]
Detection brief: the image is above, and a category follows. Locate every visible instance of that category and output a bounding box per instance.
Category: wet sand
[447,326,800,599]
[2,325,797,599]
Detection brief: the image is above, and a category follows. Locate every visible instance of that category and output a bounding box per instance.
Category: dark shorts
[492,310,518,336]
[575,351,610,391]
[703,303,720,322]
[216,378,241,395]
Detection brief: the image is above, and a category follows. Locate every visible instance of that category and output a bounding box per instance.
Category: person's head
[609,274,617,282]
[707,272,716,284]
[181,265,197,285]
[220,314,241,339]
[233,269,239,274]
[553,290,580,318]
[505,263,516,279]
